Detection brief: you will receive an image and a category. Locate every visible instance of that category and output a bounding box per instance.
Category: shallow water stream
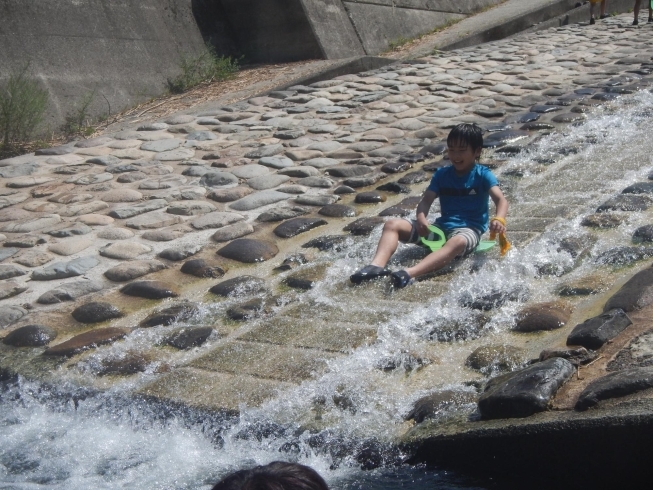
[2,88,653,489]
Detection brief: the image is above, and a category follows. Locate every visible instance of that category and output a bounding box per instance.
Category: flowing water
[2,91,653,489]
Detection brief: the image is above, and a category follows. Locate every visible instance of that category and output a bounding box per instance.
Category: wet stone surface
[43,328,127,357]
[71,302,124,324]
[478,358,575,420]
[567,309,632,350]
[2,13,653,439]
[576,366,653,411]
[2,324,57,347]
[121,281,179,299]
[274,217,328,238]
[218,239,279,263]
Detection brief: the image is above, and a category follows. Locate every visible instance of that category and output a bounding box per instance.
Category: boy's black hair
[212,461,330,490]
[447,123,483,151]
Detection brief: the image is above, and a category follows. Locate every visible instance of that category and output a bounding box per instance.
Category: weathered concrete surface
[0,0,209,129]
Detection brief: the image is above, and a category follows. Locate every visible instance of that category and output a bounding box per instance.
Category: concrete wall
[0,0,214,132]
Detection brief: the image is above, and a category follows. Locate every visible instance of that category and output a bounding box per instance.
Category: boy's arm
[415,190,437,237]
[489,185,508,234]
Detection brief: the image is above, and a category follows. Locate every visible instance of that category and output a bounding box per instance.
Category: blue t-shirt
[427,164,499,233]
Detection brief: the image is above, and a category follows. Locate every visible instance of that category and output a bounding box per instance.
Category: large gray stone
[603,268,653,312]
[247,174,291,190]
[108,199,168,219]
[2,324,57,347]
[100,242,152,260]
[212,222,255,242]
[37,280,104,304]
[180,259,226,278]
[125,212,184,230]
[576,367,653,411]
[0,281,28,300]
[31,256,99,281]
[47,222,93,238]
[72,302,123,323]
[230,164,269,179]
[477,358,575,420]
[278,166,320,178]
[295,195,339,206]
[104,260,167,282]
[43,327,126,356]
[121,280,179,299]
[209,275,267,297]
[96,227,135,240]
[190,211,245,230]
[229,190,290,211]
[0,306,28,329]
[140,139,182,152]
[567,309,633,350]
[1,214,61,233]
[597,195,652,213]
[139,303,200,328]
[48,237,94,256]
[302,158,339,168]
[0,264,26,280]
[325,165,372,178]
[166,327,214,350]
[244,144,283,158]
[166,200,216,216]
[274,217,328,238]
[199,172,239,187]
[207,186,253,202]
[158,244,203,261]
[259,156,294,169]
[217,239,278,263]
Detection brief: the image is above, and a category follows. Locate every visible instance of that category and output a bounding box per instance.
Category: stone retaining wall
[0,0,211,131]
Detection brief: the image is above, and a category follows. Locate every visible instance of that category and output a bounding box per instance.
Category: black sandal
[350,265,391,284]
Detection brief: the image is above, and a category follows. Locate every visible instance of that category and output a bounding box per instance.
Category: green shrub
[167,45,239,94]
[0,64,48,148]
[62,89,97,137]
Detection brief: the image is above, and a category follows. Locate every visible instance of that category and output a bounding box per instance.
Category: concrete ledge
[406,397,653,487]
[439,0,582,51]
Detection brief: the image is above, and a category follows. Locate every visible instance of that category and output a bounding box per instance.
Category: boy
[350,123,509,289]
[589,0,607,25]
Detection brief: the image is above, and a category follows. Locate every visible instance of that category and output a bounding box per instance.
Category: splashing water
[3,90,653,489]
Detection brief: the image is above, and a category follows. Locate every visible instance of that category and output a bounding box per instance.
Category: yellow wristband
[491,217,507,226]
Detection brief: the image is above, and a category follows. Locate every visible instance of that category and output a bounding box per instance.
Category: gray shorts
[403,219,481,257]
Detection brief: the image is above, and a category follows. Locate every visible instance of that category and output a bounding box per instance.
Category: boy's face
[447,141,481,175]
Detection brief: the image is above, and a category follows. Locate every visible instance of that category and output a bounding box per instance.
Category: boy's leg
[649,1,652,21]
[405,235,467,278]
[370,219,414,268]
[350,218,413,283]
[634,0,641,24]
[601,0,606,17]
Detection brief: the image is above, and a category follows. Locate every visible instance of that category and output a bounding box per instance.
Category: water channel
[2,89,653,489]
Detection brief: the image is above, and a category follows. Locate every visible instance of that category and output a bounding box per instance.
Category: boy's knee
[448,235,468,253]
[383,219,406,232]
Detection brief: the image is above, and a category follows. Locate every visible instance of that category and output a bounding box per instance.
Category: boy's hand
[416,216,430,236]
[490,218,506,234]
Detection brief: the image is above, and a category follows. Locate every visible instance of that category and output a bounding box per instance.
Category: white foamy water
[2,90,653,489]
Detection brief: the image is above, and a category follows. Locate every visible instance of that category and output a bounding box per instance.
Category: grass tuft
[0,63,48,154]
[167,45,239,94]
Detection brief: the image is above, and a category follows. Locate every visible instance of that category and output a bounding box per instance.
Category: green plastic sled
[420,225,496,253]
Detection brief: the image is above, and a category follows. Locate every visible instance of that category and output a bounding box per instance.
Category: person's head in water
[211,461,330,490]
[446,123,483,175]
